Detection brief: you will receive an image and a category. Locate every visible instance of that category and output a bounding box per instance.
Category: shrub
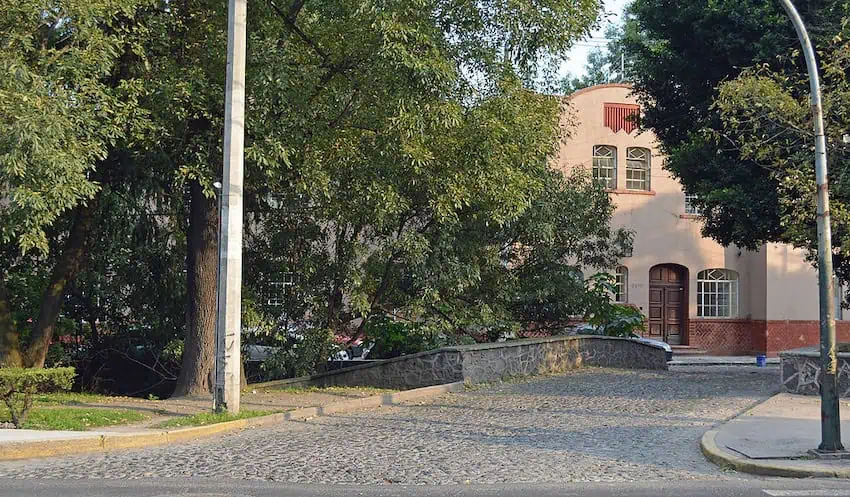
[260,329,336,380]
[588,304,647,337]
[0,367,75,428]
[45,343,73,368]
[365,316,446,359]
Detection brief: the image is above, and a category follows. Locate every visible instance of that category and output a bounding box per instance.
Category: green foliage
[259,329,337,380]
[155,410,273,429]
[44,343,73,368]
[710,32,850,285]
[1,0,621,395]
[560,24,628,94]
[242,0,625,346]
[7,407,147,431]
[499,171,633,326]
[589,305,647,338]
[601,305,647,337]
[621,0,849,253]
[624,0,850,288]
[0,367,74,427]
[46,186,188,392]
[0,0,153,254]
[364,316,446,359]
[570,273,645,337]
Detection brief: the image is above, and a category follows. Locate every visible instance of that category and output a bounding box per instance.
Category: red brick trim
[686,319,850,357]
[689,319,754,355]
[762,320,850,356]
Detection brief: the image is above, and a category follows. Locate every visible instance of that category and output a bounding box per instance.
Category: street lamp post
[214,0,247,414]
[777,0,843,452]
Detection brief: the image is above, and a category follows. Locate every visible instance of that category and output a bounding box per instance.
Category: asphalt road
[4,478,850,497]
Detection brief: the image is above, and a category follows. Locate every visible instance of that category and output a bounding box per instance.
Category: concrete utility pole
[777,0,843,452]
[214,0,247,414]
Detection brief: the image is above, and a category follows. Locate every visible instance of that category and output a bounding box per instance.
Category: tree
[242,0,630,348]
[560,24,628,94]
[0,0,151,367]
[561,48,611,94]
[2,0,630,396]
[710,33,850,284]
[52,0,607,394]
[60,183,188,394]
[621,0,848,252]
[133,0,229,396]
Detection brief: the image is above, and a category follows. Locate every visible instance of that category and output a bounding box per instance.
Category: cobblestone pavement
[0,367,778,484]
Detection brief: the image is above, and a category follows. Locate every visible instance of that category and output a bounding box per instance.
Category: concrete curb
[669,361,779,367]
[700,429,850,478]
[0,381,464,461]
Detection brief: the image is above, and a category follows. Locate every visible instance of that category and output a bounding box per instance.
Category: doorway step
[670,345,707,356]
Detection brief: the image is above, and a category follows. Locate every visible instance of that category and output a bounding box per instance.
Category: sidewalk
[0,429,114,443]
[670,355,780,366]
[701,393,850,477]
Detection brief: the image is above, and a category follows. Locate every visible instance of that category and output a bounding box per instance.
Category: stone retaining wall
[261,336,668,391]
[780,346,850,397]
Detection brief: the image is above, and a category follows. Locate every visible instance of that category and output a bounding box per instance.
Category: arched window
[592,145,617,189]
[614,266,628,303]
[626,147,650,191]
[697,269,739,318]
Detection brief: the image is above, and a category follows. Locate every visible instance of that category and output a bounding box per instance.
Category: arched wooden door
[648,264,687,345]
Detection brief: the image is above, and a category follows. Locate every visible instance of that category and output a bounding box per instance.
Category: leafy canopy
[0,0,152,254]
[621,0,850,257]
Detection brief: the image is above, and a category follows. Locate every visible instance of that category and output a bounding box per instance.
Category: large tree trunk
[0,275,22,367]
[173,180,219,397]
[24,202,97,368]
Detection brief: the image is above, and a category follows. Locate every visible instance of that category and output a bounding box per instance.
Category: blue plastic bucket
[756,354,767,367]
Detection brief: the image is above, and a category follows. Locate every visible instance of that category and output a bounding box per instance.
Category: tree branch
[267,0,329,61]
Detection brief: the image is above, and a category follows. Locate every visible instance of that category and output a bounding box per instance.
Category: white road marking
[763,490,850,496]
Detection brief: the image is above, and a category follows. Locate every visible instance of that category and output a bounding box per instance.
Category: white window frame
[684,194,702,215]
[625,147,650,191]
[267,273,296,306]
[697,269,739,318]
[592,145,617,189]
[614,266,628,303]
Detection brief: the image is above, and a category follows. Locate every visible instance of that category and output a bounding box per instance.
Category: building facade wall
[558,84,832,355]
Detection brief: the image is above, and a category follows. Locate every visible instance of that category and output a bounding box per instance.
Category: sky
[559,0,631,79]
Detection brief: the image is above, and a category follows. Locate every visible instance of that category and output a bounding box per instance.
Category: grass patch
[154,410,275,429]
[31,391,116,406]
[260,385,396,396]
[1,407,148,431]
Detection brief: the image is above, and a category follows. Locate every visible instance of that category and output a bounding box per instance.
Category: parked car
[332,342,374,362]
[631,335,674,362]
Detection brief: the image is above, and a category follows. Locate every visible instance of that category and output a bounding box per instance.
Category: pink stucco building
[558,84,848,356]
